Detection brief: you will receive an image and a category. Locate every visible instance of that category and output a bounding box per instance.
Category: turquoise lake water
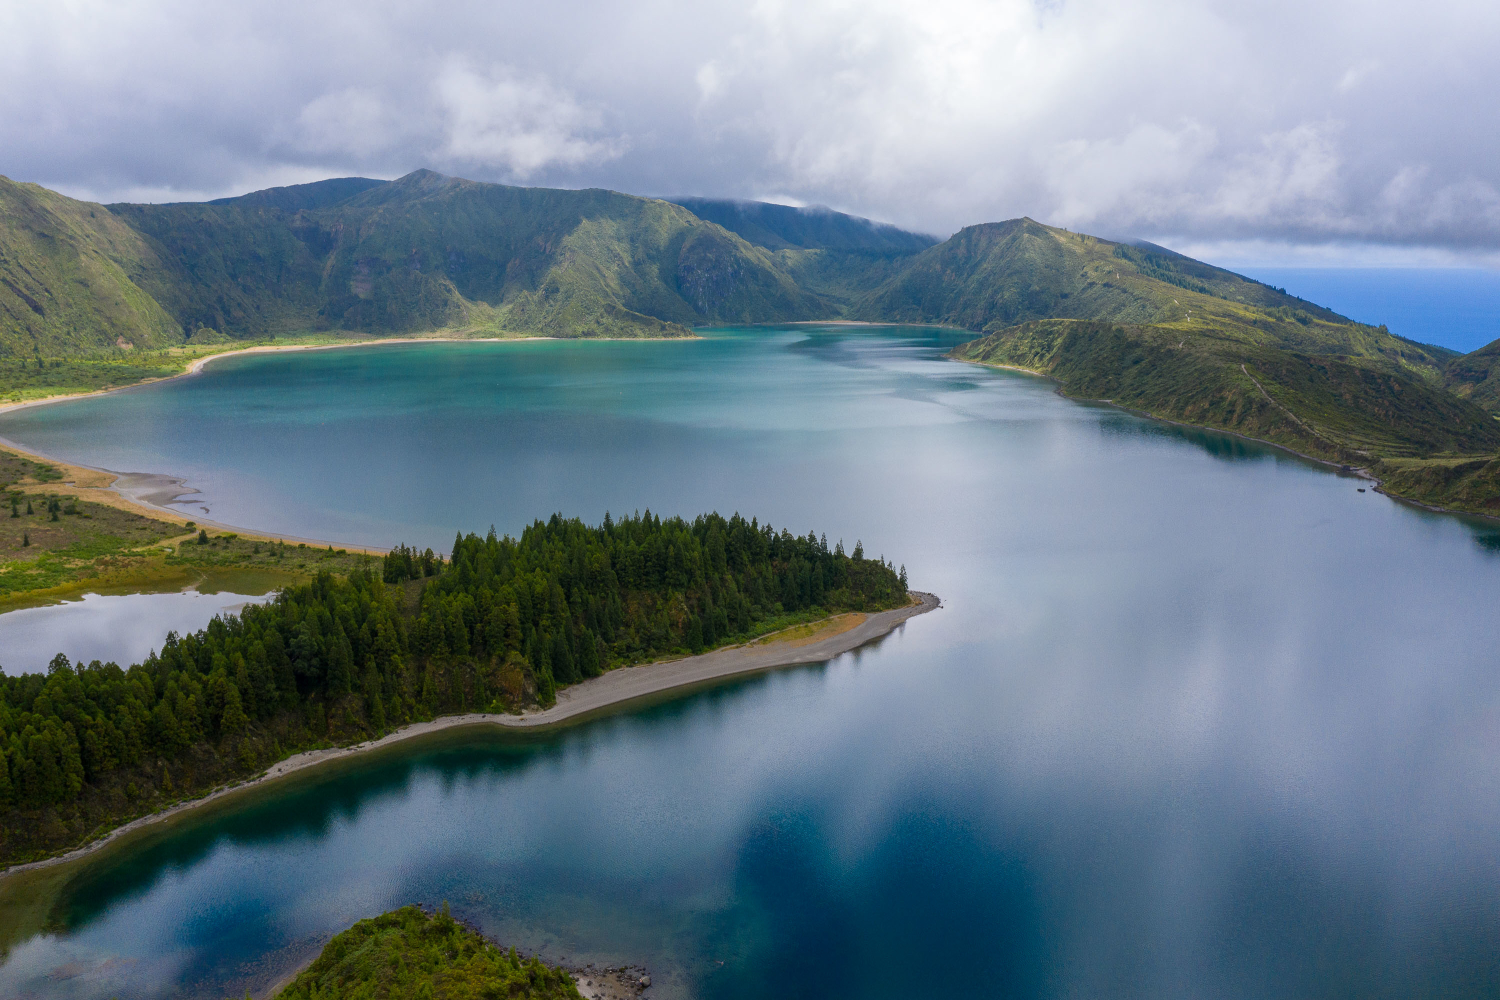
[1,327,1499,999]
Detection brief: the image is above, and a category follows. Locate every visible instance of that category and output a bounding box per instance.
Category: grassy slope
[1445,338,1500,414]
[5,173,1500,513]
[1369,456,1500,514]
[109,170,830,339]
[871,217,1500,510]
[276,906,582,1000]
[0,177,183,358]
[954,319,1500,463]
[654,197,937,315]
[852,218,1434,359]
[105,199,338,338]
[0,443,374,611]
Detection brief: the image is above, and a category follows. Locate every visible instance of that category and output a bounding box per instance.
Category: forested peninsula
[0,511,910,866]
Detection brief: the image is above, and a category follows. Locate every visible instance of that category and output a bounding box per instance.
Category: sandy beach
[0,591,939,879]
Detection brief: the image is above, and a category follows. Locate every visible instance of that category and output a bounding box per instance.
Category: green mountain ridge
[107,169,830,339]
[952,319,1500,462]
[0,177,182,356]
[205,175,387,212]
[2,170,1499,512]
[666,196,938,252]
[1445,338,1500,413]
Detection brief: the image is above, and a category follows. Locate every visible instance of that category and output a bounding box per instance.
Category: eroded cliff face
[676,227,745,315]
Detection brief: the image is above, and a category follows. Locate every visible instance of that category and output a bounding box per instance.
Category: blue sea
[1236,267,1500,354]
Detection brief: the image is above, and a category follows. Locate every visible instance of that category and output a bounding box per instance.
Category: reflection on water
[1,328,1498,1000]
[0,589,272,675]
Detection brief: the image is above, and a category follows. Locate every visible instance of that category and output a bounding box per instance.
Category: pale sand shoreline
[0,335,558,422]
[0,334,706,552]
[0,592,940,880]
[0,338,548,552]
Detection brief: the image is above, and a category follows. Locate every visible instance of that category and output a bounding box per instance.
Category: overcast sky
[3,0,1497,264]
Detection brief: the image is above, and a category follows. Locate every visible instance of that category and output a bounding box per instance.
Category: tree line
[0,511,907,863]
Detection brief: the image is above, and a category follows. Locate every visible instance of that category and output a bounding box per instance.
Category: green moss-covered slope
[276,905,582,1000]
[5,173,1500,513]
[108,169,829,339]
[1368,456,1500,517]
[1445,338,1500,414]
[952,319,1500,463]
[852,218,1347,329]
[667,197,937,252]
[0,177,183,358]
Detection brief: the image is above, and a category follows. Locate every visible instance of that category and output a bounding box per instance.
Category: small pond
[0,588,273,675]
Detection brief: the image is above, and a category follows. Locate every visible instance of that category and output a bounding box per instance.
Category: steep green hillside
[107,197,338,337]
[1369,455,1500,516]
[953,319,1500,463]
[884,217,1500,494]
[4,172,1499,516]
[325,171,826,334]
[667,197,937,252]
[667,198,937,311]
[1445,338,1500,413]
[852,218,1451,380]
[110,170,828,339]
[0,177,182,357]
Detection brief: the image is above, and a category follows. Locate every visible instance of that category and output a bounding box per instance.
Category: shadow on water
[784,325,975,369]
[1093,407,1296,466]
[51,733,547,931]
[707,806,1046,1000]
[48,653,855,937]
[1101,408,1500,555]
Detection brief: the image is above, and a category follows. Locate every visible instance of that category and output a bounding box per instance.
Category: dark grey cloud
[3,0,1497,258]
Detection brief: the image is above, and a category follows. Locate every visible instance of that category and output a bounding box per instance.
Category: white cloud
[4,0,1500,259]
[433,61,624,179]
[1336,59,1380,93]
[294,88,406,159]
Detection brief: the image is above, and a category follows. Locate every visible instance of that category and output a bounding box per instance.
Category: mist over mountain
[665,198,937,253]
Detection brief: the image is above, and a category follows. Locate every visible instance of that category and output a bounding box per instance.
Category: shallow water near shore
[2,327,1500,999]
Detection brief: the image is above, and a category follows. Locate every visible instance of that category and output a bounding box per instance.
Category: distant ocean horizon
[1232,267,1500,354]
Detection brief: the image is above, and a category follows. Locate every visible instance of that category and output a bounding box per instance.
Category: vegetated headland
[0,443,380,613]
[3,170,1498,515]
[274,904,591,1000]
[0,509,925,869]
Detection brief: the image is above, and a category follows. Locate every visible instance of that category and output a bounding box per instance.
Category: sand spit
[0,592,940,879]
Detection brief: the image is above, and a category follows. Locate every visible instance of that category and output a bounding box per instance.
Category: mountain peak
[392,168,454,186]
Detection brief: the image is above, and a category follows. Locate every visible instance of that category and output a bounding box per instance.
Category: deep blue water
[1,328,1498,999]
[1237,267,1500,354]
